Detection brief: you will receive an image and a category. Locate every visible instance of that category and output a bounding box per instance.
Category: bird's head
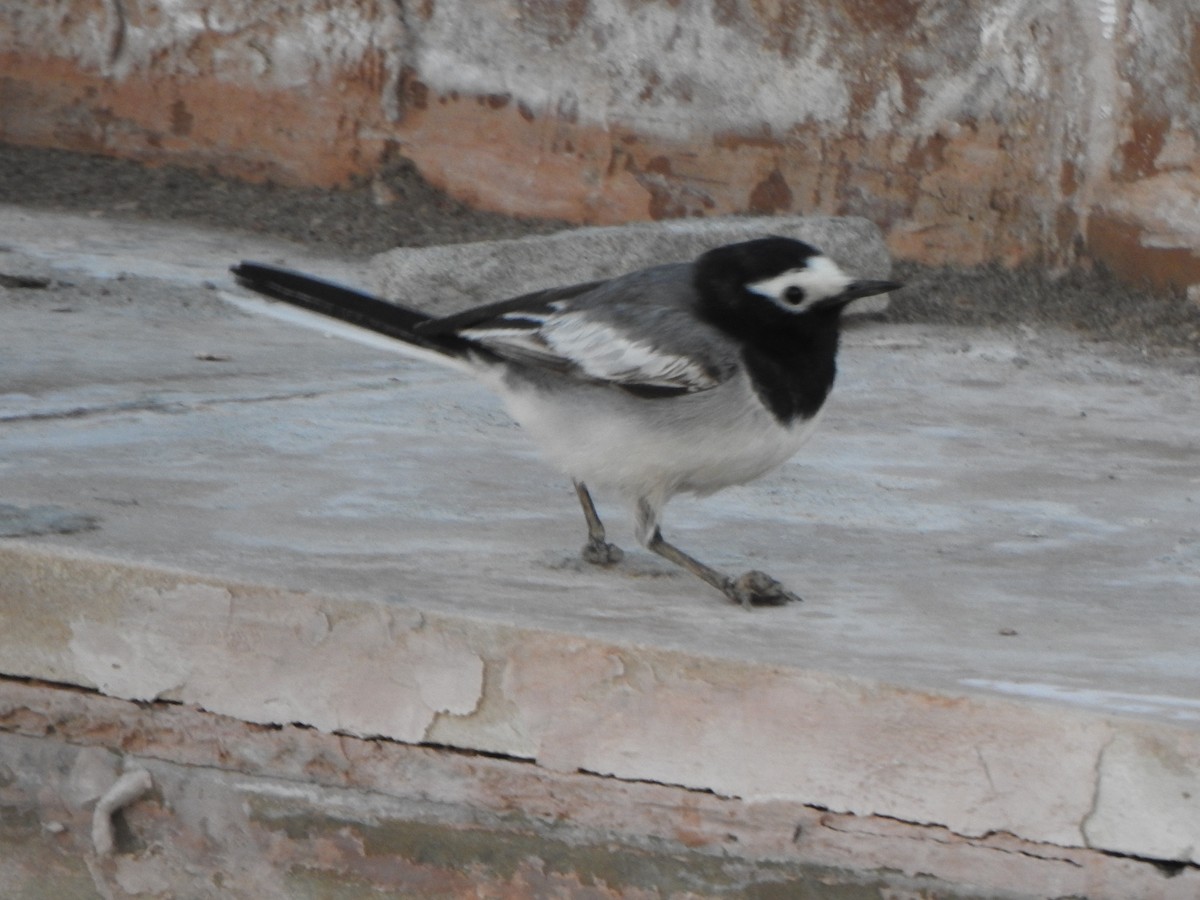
[696,236,901,323]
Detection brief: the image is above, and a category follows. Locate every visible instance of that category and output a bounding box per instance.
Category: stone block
[369,216,893,316]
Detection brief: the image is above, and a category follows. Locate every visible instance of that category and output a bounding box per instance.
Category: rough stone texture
[3,1,1200,289]
[369,215,894,315]
[2,678,1199,899]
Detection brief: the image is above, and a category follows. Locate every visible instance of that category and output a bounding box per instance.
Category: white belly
[489,369,824,503]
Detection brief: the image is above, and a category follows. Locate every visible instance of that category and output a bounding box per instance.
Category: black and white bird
[231,237,900,607]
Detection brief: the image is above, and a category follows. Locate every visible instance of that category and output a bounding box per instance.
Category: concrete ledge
[369,215,893,315]
[2,543,1199,871]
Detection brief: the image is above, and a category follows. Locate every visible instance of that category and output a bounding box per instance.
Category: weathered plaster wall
[3,1,1200,285]
[4,678,1198,899]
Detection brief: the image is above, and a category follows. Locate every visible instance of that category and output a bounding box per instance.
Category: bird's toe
[726,570,801,608]
[582,539,625,567]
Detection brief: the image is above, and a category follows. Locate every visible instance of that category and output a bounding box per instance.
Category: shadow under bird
[230,236,900,607]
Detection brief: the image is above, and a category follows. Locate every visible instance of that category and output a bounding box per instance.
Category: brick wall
[3,0,1199,287]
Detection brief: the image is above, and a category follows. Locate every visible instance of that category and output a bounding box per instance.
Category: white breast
[486,367,824,503]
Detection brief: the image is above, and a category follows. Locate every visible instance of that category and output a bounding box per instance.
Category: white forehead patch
[747,255,853,310]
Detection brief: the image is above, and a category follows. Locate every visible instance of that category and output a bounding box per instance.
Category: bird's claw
[724,570,801,608]
[582,539,625,567]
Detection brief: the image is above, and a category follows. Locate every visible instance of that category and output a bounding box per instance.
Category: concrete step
[1,206,1198,897]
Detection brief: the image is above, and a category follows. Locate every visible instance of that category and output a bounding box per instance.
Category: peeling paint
[1085,731,1200,862]
[51,562,486,743]
[67,584,229,701]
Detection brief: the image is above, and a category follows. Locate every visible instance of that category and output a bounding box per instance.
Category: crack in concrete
[1080,731,1118,849]
[820,814,1087,869]
[1096,848,1196,878]
[0,382,406,424]
[1072,733,1200,876]
[574,766,737,800]
[974,744,997,795]
[823,807,1200,877]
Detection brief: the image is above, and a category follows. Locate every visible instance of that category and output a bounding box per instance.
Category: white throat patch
[747,255,853,311]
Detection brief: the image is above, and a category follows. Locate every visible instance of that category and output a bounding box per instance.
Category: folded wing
[418,264,736,396]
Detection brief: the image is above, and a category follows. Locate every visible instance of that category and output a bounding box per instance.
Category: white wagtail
[231,237,900,606]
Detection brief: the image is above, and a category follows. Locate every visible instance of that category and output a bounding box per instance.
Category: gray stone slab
[369,215,893,315]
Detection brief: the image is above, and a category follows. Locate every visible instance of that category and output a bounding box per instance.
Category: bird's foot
[581,538,625,567]
[723,570,801,608]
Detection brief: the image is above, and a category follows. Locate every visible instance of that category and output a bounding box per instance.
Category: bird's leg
[637,498,799,608]
[645,529,799,607]
[573,480,624,566]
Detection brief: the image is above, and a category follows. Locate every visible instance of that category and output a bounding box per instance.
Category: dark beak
[849,279,903,298]
[811,278,903,312]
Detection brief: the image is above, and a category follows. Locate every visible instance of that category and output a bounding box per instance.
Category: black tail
[231,262,462,355]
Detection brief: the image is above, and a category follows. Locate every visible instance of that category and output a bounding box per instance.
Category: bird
[230,236,900,607]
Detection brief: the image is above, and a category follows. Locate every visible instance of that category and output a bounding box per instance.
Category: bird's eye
[783,286,805,305]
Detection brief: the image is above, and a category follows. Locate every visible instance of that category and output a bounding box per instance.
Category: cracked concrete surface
[1,205,1199,894]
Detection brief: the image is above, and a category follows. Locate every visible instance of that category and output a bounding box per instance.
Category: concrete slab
[369,215,894,315]
[1,206,1199,873]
